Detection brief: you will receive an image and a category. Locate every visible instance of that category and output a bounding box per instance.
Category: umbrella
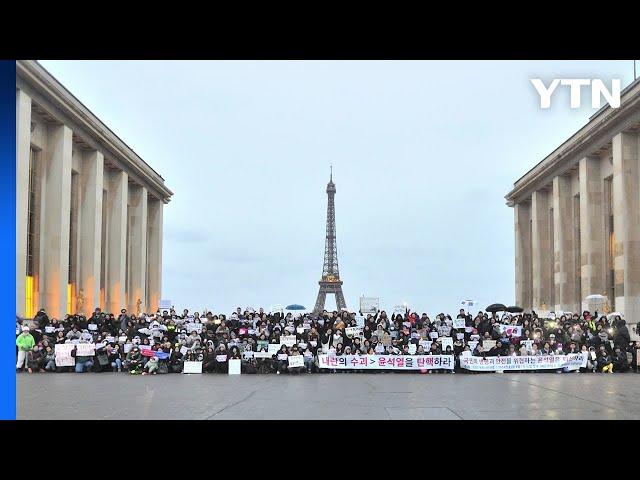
[285,304,306,310]
[486,303,507,313]
[586,294,606,300]
[506,306,524,313]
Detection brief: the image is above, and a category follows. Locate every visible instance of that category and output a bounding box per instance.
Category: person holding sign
[214,344,229,373]
[72,343,94,373]
[302,346,315,373]
[276,345,289,374]
[287,347,305,374]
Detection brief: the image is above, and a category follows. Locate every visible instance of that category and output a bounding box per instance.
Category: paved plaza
[17,372,640,420]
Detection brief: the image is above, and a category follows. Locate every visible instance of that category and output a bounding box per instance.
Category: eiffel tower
[313,167,347,314]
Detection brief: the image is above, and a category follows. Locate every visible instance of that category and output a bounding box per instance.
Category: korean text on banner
[460,353,588,372]
[317,355,454,370]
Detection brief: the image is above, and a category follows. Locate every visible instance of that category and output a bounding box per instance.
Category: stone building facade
[506,78,640,321]
[16,60,173,320]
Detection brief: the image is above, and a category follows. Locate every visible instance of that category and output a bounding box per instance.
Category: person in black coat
[169,346,184,373]
[613,319,631,350]
[203,347,216,373]
[33,309,49,329]
[275,345,289,374]
[612,346,629,372]
[488,340,506,357]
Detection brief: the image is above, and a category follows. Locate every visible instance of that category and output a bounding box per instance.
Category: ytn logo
[531,78,621,109]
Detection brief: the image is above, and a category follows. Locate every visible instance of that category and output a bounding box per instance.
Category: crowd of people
[15,305,640,375]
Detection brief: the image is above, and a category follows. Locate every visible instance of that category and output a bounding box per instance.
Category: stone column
[78,150,104,316]
[106,170,128,315]
[612,131,640,321]
[42,124,72,319]
[514,201,532,310]
[531,189,552,310]
[128,185,148,313]
[579,156,605,309]
[146,197,163,313]
[553,174,577,312]
[16,89,31,319]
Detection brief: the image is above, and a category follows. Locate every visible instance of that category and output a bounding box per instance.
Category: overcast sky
[40,60,635,315]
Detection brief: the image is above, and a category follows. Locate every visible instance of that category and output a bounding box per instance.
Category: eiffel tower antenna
[313,167,347,314]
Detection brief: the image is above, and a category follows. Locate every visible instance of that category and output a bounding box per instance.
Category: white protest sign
[453,318,465,329]
[124,343,133,353]
[45,326,55,334]
[280,335,296,347]
[183,361,202,374]
[243,350,254,359]
[468,340,479,352]
[216,355,227,362]
[186,323,203,334]
[419,340,433,351]
[456,333,465,340]
[629,323,640,342]
[393,305,406,315]
[277,353,288,361]
[76,343,95,356]
[88,324,98,331]
[253,351,272,359]
[408,344,417,354]
[521,340,534,353]
[355,315,365,327]
[268,343,281,354]
[288,355,304,368]
[54,344,75,367]
[429,332,439,339]
[359,296,379,314]
[180,346,189,356]
[158,299,172,310]
[270,304,284,315]
[345,327,363,338]
[483,340,497,351]
[440,337,454,352]
[228,359,241,375]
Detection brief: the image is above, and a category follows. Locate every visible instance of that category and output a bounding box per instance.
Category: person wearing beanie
[16,326,35,372]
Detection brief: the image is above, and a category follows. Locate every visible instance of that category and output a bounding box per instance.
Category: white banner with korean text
[317,354,454,370]
[460,353,588,372]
